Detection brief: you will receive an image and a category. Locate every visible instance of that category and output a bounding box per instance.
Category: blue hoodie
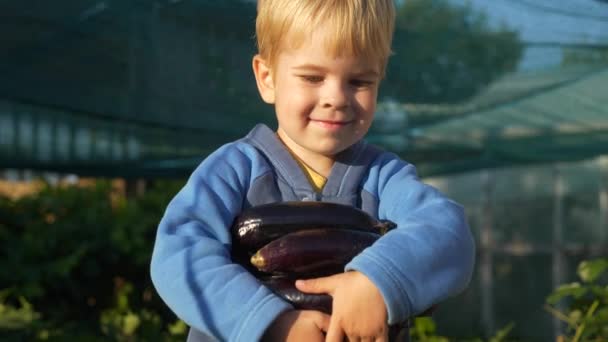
[150,124,475,341]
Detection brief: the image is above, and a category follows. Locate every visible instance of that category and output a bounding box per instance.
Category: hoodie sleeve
[150,143,292,341]
[345,154,476,324]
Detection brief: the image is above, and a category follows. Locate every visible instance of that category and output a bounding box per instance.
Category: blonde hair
[256,0,395,76]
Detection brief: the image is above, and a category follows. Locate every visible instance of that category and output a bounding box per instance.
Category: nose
[321,81,349,110]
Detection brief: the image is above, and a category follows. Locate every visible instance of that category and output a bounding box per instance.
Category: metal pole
[480,169,495,337]
[599,158,608,244]
[552,164,566,338]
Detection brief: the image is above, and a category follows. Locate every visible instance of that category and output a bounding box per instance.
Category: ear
[252,54,276,104]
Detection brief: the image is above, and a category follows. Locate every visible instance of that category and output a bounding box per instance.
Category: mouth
[309,119,353,131]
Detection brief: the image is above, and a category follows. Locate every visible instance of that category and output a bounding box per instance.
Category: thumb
[295,275,336,294]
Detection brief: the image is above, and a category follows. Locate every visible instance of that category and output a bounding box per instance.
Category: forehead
[277,26,380,72]
[278,48,378,76]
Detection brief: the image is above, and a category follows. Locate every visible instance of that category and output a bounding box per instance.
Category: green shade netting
[1,0,607,178]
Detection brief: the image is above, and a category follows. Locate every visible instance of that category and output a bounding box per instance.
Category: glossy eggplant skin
[251,228,380,274]
[231,201,395,251]
[261,276,436,319]
[260,276,332,314]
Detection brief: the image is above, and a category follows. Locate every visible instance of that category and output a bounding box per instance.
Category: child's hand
[296,271,389,342]
[262,310,330,342]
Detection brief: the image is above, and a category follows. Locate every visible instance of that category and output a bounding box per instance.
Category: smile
[310,119,353,131]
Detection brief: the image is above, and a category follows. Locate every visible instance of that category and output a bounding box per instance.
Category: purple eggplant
[261,276,333,314]
[231,201,395,251]
[250,228,380,274]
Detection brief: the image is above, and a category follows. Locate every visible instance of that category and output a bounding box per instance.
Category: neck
[296,150,335,178]
[276,132,335,178]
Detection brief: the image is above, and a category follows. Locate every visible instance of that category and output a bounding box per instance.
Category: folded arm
[150,145,292,341]
[346,157,476,324]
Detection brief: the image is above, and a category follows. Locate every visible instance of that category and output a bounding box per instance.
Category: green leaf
[168,319,188,335]
[122,312,141,336]
[594,306,608,320]
[568,309,582,325]
[0,295,41,329]
[547,283,587,304]
[577,259,608,283]
[413,316,437,333]
[489,322,515,342]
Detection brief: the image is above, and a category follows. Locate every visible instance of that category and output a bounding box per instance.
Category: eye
[350,79,375,88]
[299,75,324,83]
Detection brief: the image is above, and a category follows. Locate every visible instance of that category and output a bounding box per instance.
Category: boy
[150,0,476,341]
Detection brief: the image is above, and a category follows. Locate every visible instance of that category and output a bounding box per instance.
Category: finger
[312,312,331,332]
[325,318,345,342]
[295,275,336,294]
[375,333,389,342]
[376,328,389,342]
[347,333,366,342]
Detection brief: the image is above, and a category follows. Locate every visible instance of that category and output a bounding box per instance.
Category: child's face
[254,27,381,161]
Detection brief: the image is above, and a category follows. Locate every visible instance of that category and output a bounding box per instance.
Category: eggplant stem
[377,220,397,234]
[250,253,265,267]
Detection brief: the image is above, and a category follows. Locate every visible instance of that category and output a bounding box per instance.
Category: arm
[149,144,292,341]
[345,155,476,324]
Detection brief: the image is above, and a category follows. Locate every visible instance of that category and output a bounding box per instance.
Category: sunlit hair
[256,0,395,77]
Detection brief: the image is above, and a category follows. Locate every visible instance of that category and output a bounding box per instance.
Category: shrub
[0,180,186,340]
[546,258,608,341]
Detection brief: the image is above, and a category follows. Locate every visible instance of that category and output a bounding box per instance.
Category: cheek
[279,89,316,116]
[275,95,313,132]
[352,95,375,138]
[355,117,373,139]
[355,93,377,120]
[354,87,376,105]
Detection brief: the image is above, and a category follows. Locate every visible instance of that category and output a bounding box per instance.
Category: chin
[313,144,349,157]
[304,136,354,156]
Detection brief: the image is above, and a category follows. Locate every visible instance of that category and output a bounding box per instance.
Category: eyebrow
[292,64,379,78]
[291,64,329,73]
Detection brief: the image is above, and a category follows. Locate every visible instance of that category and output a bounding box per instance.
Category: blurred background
[1,0,607,341]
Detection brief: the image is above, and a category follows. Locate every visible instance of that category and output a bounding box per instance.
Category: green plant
[410,317,450,342]
[410,316,515,342]
[545,258,608,341]
[100,279,186,342]
[0,289,41,330]
[0,180,186,340]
